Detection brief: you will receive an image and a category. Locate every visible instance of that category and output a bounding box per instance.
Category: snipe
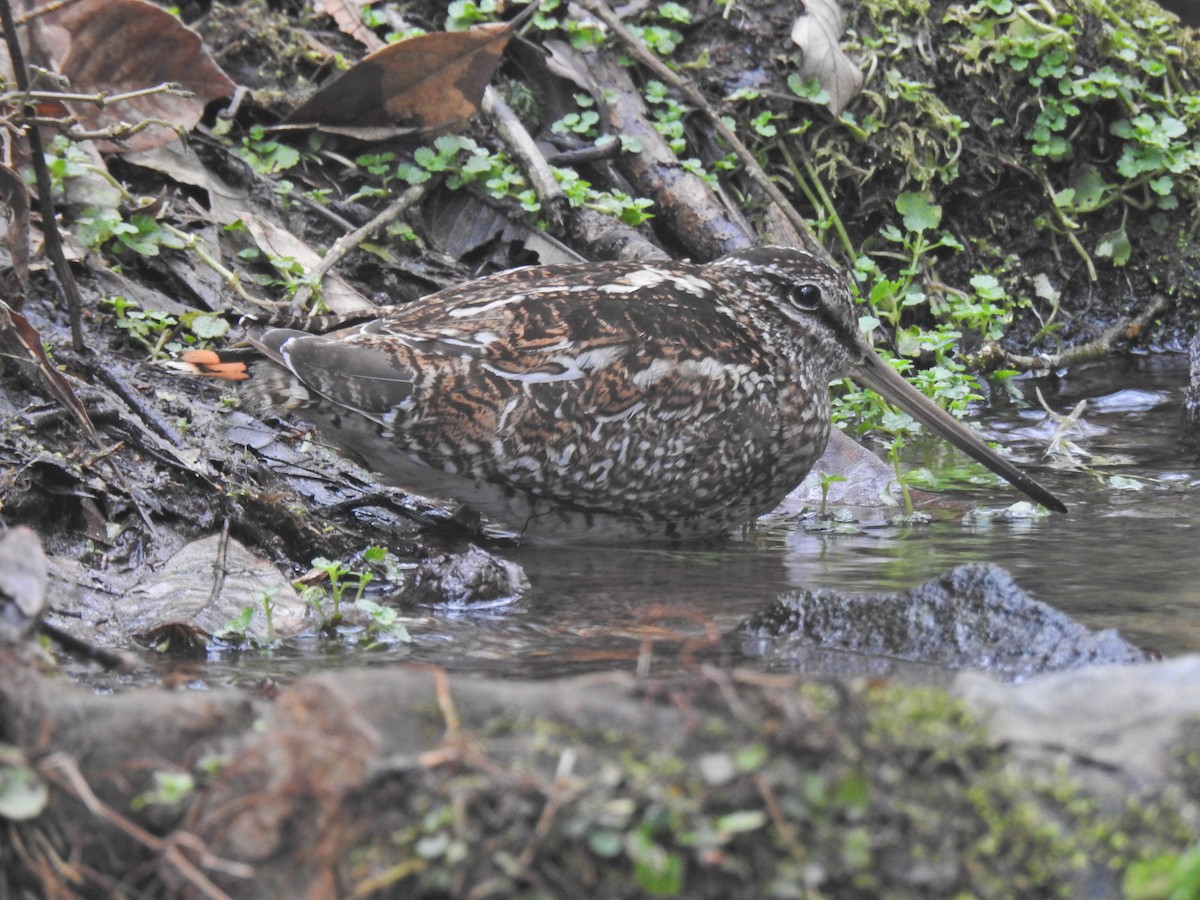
[184,247,1064,543]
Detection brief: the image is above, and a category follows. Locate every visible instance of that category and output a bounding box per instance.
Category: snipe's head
[711,246,863,381]
[714,246,1066,514]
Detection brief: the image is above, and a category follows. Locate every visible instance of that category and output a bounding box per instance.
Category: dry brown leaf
[0,299,100,443]
[237,212,375,315]
[318,0,387,52]
[0,164,31,287]
[790,0,863,116]
[124,142,250,225]
[31,0,235,152]
[280,20,520,139]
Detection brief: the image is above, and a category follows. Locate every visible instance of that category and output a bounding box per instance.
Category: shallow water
[85,353,1200,687]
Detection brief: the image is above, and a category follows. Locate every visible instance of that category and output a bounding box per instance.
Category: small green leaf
[895,192,941,234]
[0,745,48,821]
[1095,225,1131,266]
[219,605,254,637]
[1069,166,1111,211]
[588,829,624,858]
[1148,175,1174,196]
[714,810,767,835]
[184,312,230,340]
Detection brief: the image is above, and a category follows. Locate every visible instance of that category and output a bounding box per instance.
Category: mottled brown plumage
[185,247,1064,543]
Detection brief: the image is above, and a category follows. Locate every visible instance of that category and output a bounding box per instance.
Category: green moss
[336,682,1198,898]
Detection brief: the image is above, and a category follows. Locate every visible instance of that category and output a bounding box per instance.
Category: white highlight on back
[631,356,731,388]
[447,293,527,318]
[598,268,670,294]
[482,343,627,383]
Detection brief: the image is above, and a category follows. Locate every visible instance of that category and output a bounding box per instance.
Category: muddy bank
[2,654,1198,898]
[0,535,1191,898]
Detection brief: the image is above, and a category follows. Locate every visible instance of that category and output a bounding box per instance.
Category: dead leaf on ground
[30,0,236,152]
[124,142,250,225]
[0,164,31,287]
[237,211,375,315]
[790,0,863,116]
[318,0,387,53]
[0,299,99,443]
[279,18,525,140]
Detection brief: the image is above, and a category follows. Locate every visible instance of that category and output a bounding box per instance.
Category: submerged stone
[739,563,1150,679]
[1184,331,1200,444]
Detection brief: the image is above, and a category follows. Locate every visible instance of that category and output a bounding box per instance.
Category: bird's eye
[790,283,822,310]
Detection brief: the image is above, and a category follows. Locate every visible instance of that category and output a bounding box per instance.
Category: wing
[262,260,793,517]
[268,260,765,416]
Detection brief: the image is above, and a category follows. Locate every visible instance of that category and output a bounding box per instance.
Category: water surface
[85,354,1200,687]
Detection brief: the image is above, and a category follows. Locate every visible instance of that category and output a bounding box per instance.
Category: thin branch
[64,118,188,144]
[990,293,1173,372]
[0,82,193,107]
[160,223,289,311]
[482,86,566,229]
[291,183,428,311]
[578,0,826,259]
[38,753,253,899]
[0,0,86,350]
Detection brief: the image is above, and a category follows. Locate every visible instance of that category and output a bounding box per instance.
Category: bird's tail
[173,341,319,414]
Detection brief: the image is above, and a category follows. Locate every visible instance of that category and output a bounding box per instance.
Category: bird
[181,246,1065,544]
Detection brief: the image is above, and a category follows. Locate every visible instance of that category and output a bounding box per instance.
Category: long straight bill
[852,351,1067,513]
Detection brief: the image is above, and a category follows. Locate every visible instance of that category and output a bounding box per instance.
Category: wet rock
[739,564,1149,678]
[119,533,310,642]
[786,428,903,508]
[0,527,49,643]
[957,656,1200,796]
[1184,329,1200,443]
[409,543,529,608]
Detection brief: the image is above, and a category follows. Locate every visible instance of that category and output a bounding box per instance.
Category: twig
[65,118,188,144]
[37,753,253,898]
[206,518,232,610]
[754,772,806,861]
[160,223,288,311]
[513,746,577,871]
[992,292,1172,372]
[38,621,136,671]
[12,0,82,25]
[290,183,428,311]
[0,83,194,107]
[578,0,826,259]
[482,86,566,229]
[433,666,461,737]
[0,0,86,350]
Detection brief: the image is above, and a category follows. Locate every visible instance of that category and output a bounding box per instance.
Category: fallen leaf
[236,211,375,314]
[0,299,100,444]
[0,164,31,287]
[280,19,522,139]
[790,0,863,116]
[124,141,250,225]
[318,0,387,52]
[32,0,236,152]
